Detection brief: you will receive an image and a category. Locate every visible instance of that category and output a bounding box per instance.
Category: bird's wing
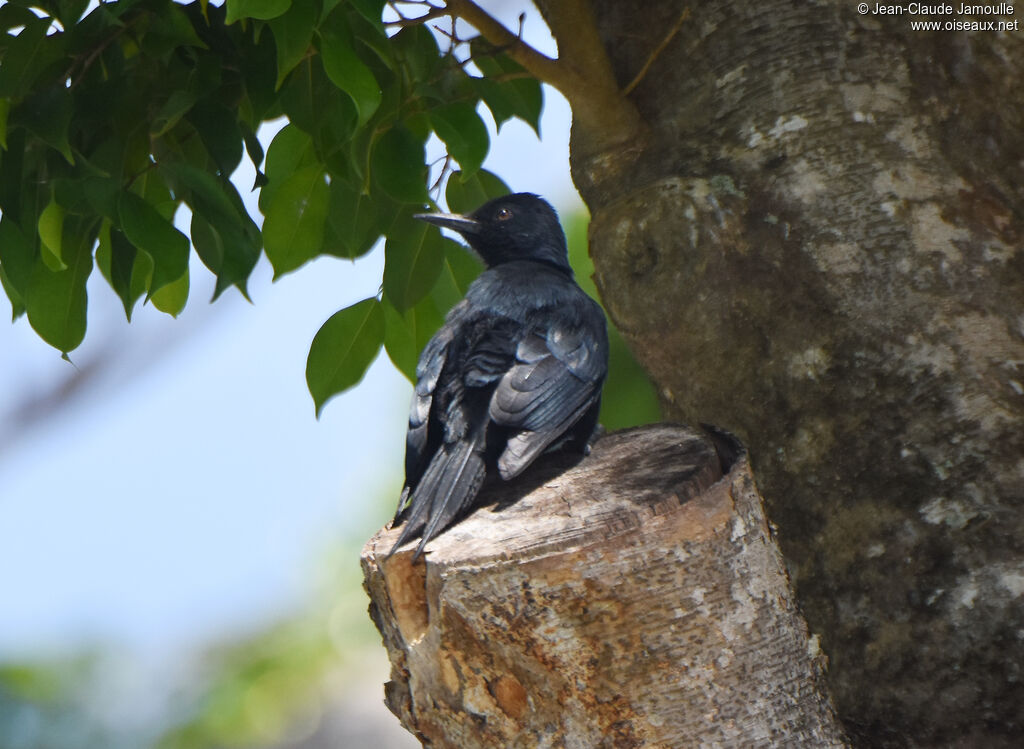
[404,325,451,478]
[489,316,606,479]
[394,301,469,523]
[389,436,487,559]
[391,304,605,558]
[390,311,518,556]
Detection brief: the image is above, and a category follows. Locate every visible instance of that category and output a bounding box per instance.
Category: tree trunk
[362,425,848,747]
[567,1,1024,744]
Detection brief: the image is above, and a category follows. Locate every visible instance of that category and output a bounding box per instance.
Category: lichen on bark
[573,1,1024,744]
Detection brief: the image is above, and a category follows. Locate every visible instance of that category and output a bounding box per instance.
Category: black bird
[389,193,609,558]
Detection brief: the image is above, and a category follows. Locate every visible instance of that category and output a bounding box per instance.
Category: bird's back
[389,196,609,558]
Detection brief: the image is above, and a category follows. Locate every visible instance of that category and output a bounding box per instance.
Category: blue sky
[0,5,580,666]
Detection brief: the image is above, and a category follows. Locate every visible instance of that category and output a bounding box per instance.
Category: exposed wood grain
[363,424,848,747]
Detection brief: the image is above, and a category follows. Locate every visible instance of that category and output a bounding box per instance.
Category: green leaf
[37,199,67,271]
[135,170,178,221]
[430,102,489,178]
[56,0,90,25]
[433,237,482,309]
[0,97,10,149]
[322,179,395,259]
[277,61,357,167]
[53,176,120,220]
[348,6,392,70]
[186,99,244,174]
[383,213,444,311]
[372,125,427,204]
[0,129,25,219]
[151,90,198,138]
[268,0,316,89]
[0,4,40,32]
[391,24,440,84]
[0,265,25,320]
[191,213,258,300]
[0,17,65,99]
[14,88,74,163]
[260,124,317,212]
[225,0,292,24]
[149,2,209,51]
[320,0,345,22]
[445,168,511,213]
[117,192,190,294]
[158,163,262,293]
[382,294,445,382]
[318,11,381,126]
[262,164,329,278]
[96,222,152,321]
[162,163,249,231]
[416,238,482,325]
[0,215,35,299]
[241,125,268,188]
[384,236,481,380]
[238,15,280,121]
[306,297,385,416]
[381,299,417,382]
[151,267,189,317]
[347,0,386,26]
[25,219,95,354]
[471,39,543,134]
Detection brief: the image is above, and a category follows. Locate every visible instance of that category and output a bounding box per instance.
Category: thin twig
[385,6,449,27]
[447,0,645,150]
[622,8,690,96]
[65,25,125,91]
[429,154,452,200]
[432,22,469,46]
[445,0,567,92]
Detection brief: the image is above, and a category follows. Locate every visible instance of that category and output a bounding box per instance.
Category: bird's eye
[496,207,513,221]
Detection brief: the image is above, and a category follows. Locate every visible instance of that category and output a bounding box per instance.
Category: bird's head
[414,193,571,273]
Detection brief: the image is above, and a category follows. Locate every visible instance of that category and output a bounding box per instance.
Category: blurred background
[0,3,659,747]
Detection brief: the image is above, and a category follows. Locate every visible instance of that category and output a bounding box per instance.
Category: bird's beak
[413,212,482,236]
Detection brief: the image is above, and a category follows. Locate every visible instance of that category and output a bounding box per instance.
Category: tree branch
[385,5,449,28]
[445,0,644,154]
[444,0,566,90]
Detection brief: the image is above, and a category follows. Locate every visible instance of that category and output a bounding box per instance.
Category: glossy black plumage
[389,194,609,558]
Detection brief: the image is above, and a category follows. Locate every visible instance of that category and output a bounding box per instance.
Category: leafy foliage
[0,0,535,398]
[0,5,661,746]
[0,546,387,749]
[152,547,380,749]
[306,296,384,416]
[0,656,127,749]
[0,0,660,427]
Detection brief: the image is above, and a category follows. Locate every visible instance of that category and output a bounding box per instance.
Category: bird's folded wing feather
[396,303,468,521]
[392,311,517,552]
[404,297,480,471]
[403,328,449,485]
[489,323,604,479]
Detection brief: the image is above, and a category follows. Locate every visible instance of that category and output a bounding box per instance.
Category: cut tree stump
[361,424,848,747]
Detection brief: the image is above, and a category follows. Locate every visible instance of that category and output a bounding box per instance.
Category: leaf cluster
[0,0,542,412]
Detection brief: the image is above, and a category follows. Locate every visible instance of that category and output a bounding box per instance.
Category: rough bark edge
[363,425,849,747]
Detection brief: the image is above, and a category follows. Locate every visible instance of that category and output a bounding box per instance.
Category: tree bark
[362,425,848,747]
[565,1,1024,744]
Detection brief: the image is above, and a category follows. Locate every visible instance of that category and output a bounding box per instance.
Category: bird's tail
[389,438,486,559]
